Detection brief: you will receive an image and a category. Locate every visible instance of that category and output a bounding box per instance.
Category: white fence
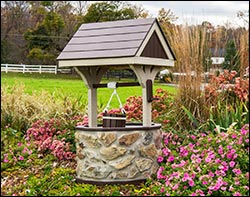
[1,64,72,74]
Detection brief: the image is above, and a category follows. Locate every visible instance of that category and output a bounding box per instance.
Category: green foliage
[44,11,65,36]
[82,2,135,23]
[24,3,65,64]
[206,100,249,133]
[24,25,51,50]
[222,40,240,72]
[1,127,37,172]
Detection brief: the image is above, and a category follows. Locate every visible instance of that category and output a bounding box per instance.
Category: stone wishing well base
[75,123,162,184]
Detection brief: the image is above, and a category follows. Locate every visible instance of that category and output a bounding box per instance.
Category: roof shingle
[57,18,155,60]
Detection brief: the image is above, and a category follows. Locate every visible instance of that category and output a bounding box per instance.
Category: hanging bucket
[103,112,126,128]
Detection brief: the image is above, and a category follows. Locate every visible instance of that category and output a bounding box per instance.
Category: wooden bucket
[103,112,126,128]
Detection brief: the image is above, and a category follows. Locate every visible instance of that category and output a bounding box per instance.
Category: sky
[129,1,249,28]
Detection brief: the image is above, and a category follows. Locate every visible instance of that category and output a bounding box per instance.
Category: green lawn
[1,72,177,109]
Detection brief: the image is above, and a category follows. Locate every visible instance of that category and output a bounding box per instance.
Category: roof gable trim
[135,21,174,60]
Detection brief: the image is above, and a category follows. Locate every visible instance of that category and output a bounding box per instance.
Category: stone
[139,144,157,159]
[142,131,153,145]
[135,158,153,172]
[100,146,127,160]
[153,129,163,149]
[77,160,112,179]
[99,133,117,146]
[118,132,140,146]
[109,155,135,170]
[80,134,101,149]
[128,165,139,178]
[77,153,85,160]
[110,171,128,179]
[150,162,159,174]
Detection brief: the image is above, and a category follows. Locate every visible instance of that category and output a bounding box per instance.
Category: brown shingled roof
[57,18,176,67]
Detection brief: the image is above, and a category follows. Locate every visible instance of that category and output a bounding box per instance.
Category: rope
[103,88,126,114]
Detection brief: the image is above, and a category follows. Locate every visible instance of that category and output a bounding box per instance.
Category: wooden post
[74,66,107,127]
[130,65,162,126]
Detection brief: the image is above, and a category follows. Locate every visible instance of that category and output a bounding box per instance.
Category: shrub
[156,124,249,196]
[1,84,87,133]
[25,118,77,161]
[123,88,175,129]
[205,70,249,104]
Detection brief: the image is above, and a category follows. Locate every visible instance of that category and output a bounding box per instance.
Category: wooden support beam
[92,82,140,89]
[74,66,107,127]
[129,65,162,126]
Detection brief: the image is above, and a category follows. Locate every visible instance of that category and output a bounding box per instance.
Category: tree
[222,40,240,72]
[158,8,178,26]
[82,2,136,23]
[24,2,65,64]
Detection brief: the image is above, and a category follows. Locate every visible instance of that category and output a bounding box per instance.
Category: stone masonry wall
[75,128,162,182]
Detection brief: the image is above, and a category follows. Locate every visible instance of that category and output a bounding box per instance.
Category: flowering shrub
[26,118,76,160]
[156,124,249,196]
[123,88,174,129]
[205,70,249,103]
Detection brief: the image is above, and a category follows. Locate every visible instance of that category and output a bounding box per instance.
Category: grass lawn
[1,72,177,109]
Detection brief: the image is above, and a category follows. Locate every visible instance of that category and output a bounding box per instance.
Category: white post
[6,64,8,73]
[55,66,57,74]
[74,66,107,127]
[88,88,98,127]
[39,66,42,74]
[22,64,25,74]
[130,65,162,126]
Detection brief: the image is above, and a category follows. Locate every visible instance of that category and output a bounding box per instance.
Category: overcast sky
[129,1,249,27]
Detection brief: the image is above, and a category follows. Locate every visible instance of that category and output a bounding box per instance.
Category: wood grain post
[74,66,107,127]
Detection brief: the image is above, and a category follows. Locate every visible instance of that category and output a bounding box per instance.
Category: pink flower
[3,158,9,163]
[160,187,165,193]
[19,156,24,161]
[231,134,237,139]
[189,179,195,187]
[172,183,179,190]
[218,149,223,154]
[232,168,241,175]
[230,149,236,154]
[241,125,249,135]
[221,187,227,191]
[205,157,212,163]
[232,154,238,160]
[162,147,170,156]
[202,181,208,185]
[157,156,164,162]
[17,142,22,147]
[229,161,235,168]
[226,153,233,159]
[215,158,221,163]
[208,171,214,177]
[196,158,202,163]
[233,192,241,196]
[167,155,175,162]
